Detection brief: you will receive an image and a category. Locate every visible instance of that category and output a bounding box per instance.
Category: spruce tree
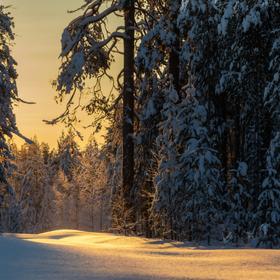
[135,0,182,238]
[15,140,54,233]
[176,0,223,243]
[257,4,280,247]
[0,6,20,232]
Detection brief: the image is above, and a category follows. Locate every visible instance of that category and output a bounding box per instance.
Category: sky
[2,0,102,148]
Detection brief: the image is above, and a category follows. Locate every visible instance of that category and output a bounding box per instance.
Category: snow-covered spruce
[176,0,223,243]
[13,140,55,233]
[135,0,182,238]
[0,6,21,232]
[257,7,280,247]
[257,133,280,248]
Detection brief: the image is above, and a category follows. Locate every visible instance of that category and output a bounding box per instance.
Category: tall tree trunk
[169,1,181,94]
[122,0,135,232]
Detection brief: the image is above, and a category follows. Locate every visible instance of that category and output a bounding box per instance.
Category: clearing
[0,230,280,280]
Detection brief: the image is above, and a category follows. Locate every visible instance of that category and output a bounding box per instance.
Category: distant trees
[77,140,110,231]
[57,130,80,182]
[54,130,81,228]
[11,140,55,233]
[7,131,110,233]
[51,131,110,231]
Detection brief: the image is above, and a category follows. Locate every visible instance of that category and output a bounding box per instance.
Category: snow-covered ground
[1,230,280,280]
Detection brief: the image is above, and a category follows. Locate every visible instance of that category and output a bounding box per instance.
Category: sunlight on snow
[1,230,279,280]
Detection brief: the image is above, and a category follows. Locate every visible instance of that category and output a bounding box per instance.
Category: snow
[218,0,234,35]
[242,5,262,33]
[1,229,280,280]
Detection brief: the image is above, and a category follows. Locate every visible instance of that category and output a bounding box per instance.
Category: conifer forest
[1,0,280,262]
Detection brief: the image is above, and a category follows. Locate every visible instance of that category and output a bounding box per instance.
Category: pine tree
[135,0,182,238]
[14,140,54,233]
[57,130,80,182]
[175,0,224,243]
[103,106,130,233]
[0,6,21,232]
[56,130,80,228]
[76,140,110,231]
[152,83,181,239]
[214,0,274,244]
[257,133,280,248]
[257,4,280,247]
[226,162,250,244]
[215,0,253,244]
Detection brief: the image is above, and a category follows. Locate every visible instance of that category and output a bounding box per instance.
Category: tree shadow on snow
[0,236,199,280]
[143,239,269,251]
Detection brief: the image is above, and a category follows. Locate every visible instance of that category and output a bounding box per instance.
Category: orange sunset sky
[2,0,115,148]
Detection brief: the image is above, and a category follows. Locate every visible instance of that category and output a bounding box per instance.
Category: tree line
[1,1,280,248]
[0,132,110,233]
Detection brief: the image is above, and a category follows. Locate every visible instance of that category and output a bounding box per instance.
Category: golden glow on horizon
[2,0,119,148]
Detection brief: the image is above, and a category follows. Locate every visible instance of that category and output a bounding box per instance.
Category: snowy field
[0,230,280,280]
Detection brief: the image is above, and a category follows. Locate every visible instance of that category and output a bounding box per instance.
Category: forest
[0,0,280,250]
